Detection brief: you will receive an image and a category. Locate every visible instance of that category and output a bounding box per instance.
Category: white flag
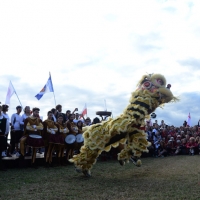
[5,81,15,105]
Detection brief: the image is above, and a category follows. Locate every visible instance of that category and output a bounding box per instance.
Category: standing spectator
[2,105,12,157]
[20,106,31,156]
[153,131,162,157]
[73,113,82,124]
[92,117,100,125]
[0,104,8,171]
[51,108,57,122]
[11,106,22,156]
[55,104,66,122]
[84,117,92,126]
[183,120,187,127]
[160,120,166,128]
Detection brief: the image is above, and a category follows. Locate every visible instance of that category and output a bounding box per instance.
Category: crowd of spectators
[146,119,200,157]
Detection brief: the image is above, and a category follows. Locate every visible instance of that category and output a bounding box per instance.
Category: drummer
[55,114,69,165]
[19,107,43,168]
[43,111,59,166]
[66,114,78,160]
[75,120,84,154]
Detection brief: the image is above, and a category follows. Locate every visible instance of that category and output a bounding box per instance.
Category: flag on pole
[187,113,191,127]
[35,74,54,100]
[81,104,87,117]
[5,81,15,105]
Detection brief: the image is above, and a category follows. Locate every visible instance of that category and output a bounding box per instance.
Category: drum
[65,134,76,144]
[76,134,84,143]
[27,134,44,148]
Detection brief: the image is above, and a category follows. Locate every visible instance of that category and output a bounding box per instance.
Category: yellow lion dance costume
[70,73,178,177]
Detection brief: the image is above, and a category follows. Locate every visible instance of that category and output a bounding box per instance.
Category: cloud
[178,58,200,70]
[0,0,200,128]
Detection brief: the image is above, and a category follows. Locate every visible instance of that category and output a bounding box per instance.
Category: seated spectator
[180,138,187,155]
[195,136,200,155]
[166,140,174,156]
[174,140,182,155]
[153,131,162,157]
[158,140,167,157]
[186,137,197,156]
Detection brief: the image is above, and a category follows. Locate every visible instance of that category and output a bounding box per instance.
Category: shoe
[82,170,91,177]
[12,150,17,155]
[2,151,6,157]
[15,152,20,157]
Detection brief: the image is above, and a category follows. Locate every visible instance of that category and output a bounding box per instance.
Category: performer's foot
[118,160,125,166]
[130,156,141,167]
[82,170,91,178]
[75,167,82,173]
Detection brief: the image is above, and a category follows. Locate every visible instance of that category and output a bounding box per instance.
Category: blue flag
[35,75,54,100]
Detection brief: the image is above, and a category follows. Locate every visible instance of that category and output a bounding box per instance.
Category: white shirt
[2,113,10,135]
[20,113,30,125]
[73,119,84,124]
[52,114,56,122]
[11,113,21,131]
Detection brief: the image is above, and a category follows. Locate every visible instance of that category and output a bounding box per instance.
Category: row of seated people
[0,104,101,170]
[146,123,200,157]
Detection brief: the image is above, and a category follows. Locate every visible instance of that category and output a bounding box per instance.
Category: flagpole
[10,81,23,108]
[104,99,107,111]
[86,103,87,118]
[49,72,56,107]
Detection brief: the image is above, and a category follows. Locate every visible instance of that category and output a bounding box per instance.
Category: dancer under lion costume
[70,73,178,177]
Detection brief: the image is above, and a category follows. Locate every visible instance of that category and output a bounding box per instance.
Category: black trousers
[0,136,7,168]
[10,131,15,153]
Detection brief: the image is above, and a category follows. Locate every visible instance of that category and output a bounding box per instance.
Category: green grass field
[0,155,200,200]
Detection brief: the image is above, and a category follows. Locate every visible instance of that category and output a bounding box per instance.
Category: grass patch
[1,156,200,200]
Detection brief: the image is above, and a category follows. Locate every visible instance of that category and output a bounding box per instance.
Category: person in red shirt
[186,137,197,155]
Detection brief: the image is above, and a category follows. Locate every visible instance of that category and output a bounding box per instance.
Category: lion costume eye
[142,81,152,89]
[156,79,164,86]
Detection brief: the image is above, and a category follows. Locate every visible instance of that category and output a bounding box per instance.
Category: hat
[177,135,181,138]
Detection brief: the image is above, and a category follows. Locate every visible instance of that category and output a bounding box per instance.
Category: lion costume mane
[70,73,178,177]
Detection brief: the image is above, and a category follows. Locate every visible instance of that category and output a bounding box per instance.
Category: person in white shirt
[11,106,22,156]
[51,108,57,122]
[20,106,31,130]
[73,113,84,124]
[20,106,31,156]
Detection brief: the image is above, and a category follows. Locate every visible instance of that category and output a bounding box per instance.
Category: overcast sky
[0,0,200,126]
